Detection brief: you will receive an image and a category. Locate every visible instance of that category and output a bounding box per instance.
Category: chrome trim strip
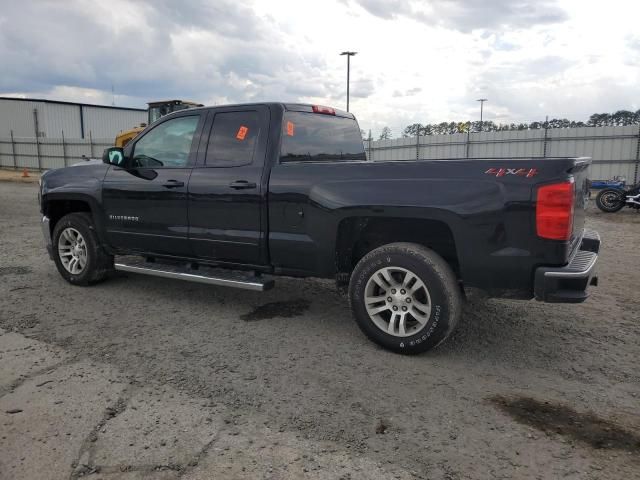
[114,263,272,291]
[41,215,53,259]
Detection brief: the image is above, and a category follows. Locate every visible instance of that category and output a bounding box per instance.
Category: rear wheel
[52,212,113,285]
[595,189,625,212]
[349,242,462,354]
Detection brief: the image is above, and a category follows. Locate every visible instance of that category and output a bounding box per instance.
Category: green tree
[379,126,393,140]
[401,109,640,137]
[402,123,425,137]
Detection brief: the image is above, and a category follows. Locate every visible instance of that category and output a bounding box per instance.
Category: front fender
[40,164,109,248]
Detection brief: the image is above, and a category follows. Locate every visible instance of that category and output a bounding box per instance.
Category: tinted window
[132,115,199,168]
[280,112,366,163]
[206,111,260,167]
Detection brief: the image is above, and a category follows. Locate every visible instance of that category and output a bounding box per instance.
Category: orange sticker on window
[236,125,249,140]
[286,121,295,136]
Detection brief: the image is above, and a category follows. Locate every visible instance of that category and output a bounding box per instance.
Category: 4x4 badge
[485,168,538,178]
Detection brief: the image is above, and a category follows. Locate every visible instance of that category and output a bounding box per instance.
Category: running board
[114,259,274,291]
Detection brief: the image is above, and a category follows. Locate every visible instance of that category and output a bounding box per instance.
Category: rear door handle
[229,180,257,190]
[163,179,184,188]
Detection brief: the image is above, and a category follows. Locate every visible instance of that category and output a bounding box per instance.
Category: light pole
[476,98,488,131]
[340,51,357,112]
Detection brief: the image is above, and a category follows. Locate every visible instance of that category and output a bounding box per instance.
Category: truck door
[102,113,204,256]
[188,106,269,265]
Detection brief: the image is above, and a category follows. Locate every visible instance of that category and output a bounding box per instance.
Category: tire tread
[52,212,113,286]
[349,242,462,354]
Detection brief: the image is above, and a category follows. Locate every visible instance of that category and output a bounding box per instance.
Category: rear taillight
[312,105,336,115]
[536,180,575,240]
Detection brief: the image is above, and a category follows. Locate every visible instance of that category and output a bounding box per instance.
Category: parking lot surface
[1,181,639,480]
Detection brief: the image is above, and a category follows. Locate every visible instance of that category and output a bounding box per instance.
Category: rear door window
[205,111,260,167]
[280,112,366,163]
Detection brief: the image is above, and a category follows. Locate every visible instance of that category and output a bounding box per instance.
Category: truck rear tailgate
[533,157,599,303]
[569,158,591,247]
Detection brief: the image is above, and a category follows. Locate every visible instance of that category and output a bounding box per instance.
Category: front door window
[132,116,199,168]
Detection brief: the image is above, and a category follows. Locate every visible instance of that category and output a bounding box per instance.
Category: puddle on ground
[240,299,311,321]
[491,395,640,452]
[0,266,31,276]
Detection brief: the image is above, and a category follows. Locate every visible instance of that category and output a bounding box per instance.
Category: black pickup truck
[39,102,600,354]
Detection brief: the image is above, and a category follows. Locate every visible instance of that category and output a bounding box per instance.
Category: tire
[52,212,113,286]
[349,242,462,354]
[595,189,625,213]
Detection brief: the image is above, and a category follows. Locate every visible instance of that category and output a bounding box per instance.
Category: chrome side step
[114,259,274,291]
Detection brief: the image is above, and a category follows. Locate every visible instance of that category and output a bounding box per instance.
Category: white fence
[0,134,112,170]
[365,125,640,183]
[2,124,640,183]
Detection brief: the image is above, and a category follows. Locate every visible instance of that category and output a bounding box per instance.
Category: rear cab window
[280,111,366,163]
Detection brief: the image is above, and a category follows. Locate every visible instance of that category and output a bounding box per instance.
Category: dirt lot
[1,181,639,480]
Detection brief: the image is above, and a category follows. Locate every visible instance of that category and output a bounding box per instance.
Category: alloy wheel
[364,266,432,337]
[58,227,88,275]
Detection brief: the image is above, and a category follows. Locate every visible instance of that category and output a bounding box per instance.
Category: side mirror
[102,147,125,166]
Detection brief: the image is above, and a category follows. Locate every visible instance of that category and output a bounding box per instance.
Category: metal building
[0,97,146,140]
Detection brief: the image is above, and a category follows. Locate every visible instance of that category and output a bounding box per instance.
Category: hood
[71,158,103,167]
[41,161,110,190]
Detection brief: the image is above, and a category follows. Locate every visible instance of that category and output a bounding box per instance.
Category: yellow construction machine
[114,100,203,147]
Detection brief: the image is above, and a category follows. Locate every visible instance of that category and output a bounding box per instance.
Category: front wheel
[52,212,113,285]
[349,242,462,354]
[595,189,625,212]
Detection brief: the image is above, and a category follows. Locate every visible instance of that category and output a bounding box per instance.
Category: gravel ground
[0,181,639,480]
[0,168,40,183]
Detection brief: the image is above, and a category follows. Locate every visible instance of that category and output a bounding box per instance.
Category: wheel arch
[43,193,107,245]
[335,216,460,284]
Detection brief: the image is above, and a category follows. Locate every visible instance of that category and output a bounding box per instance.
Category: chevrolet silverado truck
[38,102,600,354]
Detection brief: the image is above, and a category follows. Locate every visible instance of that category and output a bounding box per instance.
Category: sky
[1,0,639,137]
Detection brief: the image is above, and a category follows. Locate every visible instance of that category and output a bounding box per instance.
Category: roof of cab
[169,102,355,119]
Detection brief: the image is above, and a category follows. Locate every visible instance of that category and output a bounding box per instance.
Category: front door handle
[163,179,184,188]
[229,180,257,190]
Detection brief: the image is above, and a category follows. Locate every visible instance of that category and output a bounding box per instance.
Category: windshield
[280,112,366,163]
[148,103,191,124]
[149,106,168,124]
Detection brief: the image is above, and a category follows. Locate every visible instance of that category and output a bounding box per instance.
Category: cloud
[479,55,576,85]
[1,0,639,140]
[349,0,568,32]
[0,0,367,108]
[393,87,422,97]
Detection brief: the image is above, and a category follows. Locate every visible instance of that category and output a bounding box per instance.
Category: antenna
[111,84,115,106]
